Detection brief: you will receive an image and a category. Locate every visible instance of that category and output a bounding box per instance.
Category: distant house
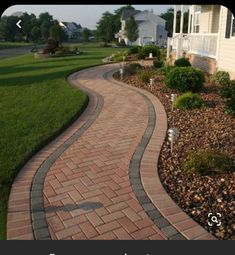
[167,5,235,78]
[59,21,83,40]
[117,9,168,47]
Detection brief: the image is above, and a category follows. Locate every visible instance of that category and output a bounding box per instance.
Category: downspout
[216,5,222,71]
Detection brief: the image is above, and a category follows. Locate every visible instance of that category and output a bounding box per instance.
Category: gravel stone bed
[113,69,235,240]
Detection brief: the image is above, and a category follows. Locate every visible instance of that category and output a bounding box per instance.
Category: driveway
[0,45,44,59]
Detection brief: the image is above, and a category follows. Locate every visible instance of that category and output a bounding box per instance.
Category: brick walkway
[7,64,215,240]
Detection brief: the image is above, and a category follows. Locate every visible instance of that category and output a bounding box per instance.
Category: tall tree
[96,12,115,42]
[49,21,68,43]
[30,26,41,43]
[125,16,139,44]
[82,28,90,42]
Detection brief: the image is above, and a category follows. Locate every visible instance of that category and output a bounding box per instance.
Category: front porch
[167,5,221,63]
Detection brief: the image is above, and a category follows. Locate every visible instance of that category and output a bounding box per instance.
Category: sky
[1,5,173,29]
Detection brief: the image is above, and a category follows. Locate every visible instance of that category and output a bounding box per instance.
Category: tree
[38,12,54,41]
[30,26,41,43]
[125,16,139,44]
[96,12,115,42]
[21,13,36,42]
[82,28,90,42]
[49,21,68,43]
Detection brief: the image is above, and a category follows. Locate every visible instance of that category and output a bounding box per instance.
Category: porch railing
[168,33,219,59]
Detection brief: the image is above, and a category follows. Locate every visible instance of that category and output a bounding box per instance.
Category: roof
[121,9,140,20]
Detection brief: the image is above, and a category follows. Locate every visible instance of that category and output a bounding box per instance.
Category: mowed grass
[0,44,124,239]
[0,42,33,49]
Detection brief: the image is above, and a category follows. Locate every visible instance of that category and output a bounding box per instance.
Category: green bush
[112,50,128,62]
[139,45,160,59]
[174,92,204,110]
[219,80,235,116]
[124,63,142,75]
[174,57,191,67]
[137,69,154,83]
[165,67,205,92]
[184,150,233,175]
[211,71,230,86]
[153,59,164,68]
[157,65,175,75]
[137,51,146,60]
[128,45,142,55]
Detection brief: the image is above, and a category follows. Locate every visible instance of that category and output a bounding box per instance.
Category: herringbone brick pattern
[43,65,166,240]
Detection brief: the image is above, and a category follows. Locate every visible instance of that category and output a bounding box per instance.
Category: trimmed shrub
[211,71,230,86]
[128,45,142,55]
[184,150,233,175]
[139,45,160,59]
[137,69,154,83]
[174,57,191,67]
[153,59,164,68]
[124,63,142,75]
[174,92,204,110]
[165,67,205,92]
[219,80,235,116]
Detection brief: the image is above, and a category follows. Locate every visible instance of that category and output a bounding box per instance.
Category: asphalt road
[0,45,44,59]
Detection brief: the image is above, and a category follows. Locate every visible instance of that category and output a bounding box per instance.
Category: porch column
[192,5,195,33]
[188,6,191,34]
[180,5,184,34]
[173,5,177,35]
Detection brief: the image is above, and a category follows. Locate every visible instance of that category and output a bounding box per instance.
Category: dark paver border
[30,72,104,240]
[105,69,186,240]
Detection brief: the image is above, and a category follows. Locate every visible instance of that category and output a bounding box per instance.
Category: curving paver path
[7,63,216,240]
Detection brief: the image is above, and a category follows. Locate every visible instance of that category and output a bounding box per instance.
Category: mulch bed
[113,67,235,240]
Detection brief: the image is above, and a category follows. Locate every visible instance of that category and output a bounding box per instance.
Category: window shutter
[225,9,232,38]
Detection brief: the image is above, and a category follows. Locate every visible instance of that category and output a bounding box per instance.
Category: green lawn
[0,43,124,239]
[0,42,33,49]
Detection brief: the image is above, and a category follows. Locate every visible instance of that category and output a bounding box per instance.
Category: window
[231,15,235,36]
[194,11,200,33]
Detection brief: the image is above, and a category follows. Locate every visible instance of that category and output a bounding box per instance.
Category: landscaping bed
[113,65,235,240]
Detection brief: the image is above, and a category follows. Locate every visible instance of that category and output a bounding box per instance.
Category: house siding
[217,6,235,79]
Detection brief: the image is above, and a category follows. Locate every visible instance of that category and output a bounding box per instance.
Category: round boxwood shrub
[124,63,142,75]
[153,59,164,68]
[211,71,230,86]
[165,67,205,92]
[174,57,191,67]
[140,45,160,59]
[137,69,153,83]
[184,150,233,175]
[174,92,204,110]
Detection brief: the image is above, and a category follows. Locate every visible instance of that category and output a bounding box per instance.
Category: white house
[167,5,235,78]
[117,9,168,47]
[59,21,83,39]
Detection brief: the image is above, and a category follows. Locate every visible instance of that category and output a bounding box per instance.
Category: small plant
[128,45,142,55]
[139,45,160,59]
[219,80,235,116]
[165,67,205,92]
[174,57,191,67]
[153,59,164,68]
[174,92,204,110]
[137,68,154,83]
[112,50,128,62]
[124,63,142,75]
[211,71,230,86]
[184,150,233,175]
[157,65,175,75]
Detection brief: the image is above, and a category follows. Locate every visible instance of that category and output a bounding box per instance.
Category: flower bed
[113,67,235,240]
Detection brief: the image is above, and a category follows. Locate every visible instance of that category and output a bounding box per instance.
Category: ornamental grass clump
[184,150,233,175]
[137,68,154,84]
[174,92,204,110]
[165,67,205,92]
[211,71,230,86]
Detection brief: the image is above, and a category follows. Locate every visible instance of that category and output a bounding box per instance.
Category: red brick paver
[7,63,215,240]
